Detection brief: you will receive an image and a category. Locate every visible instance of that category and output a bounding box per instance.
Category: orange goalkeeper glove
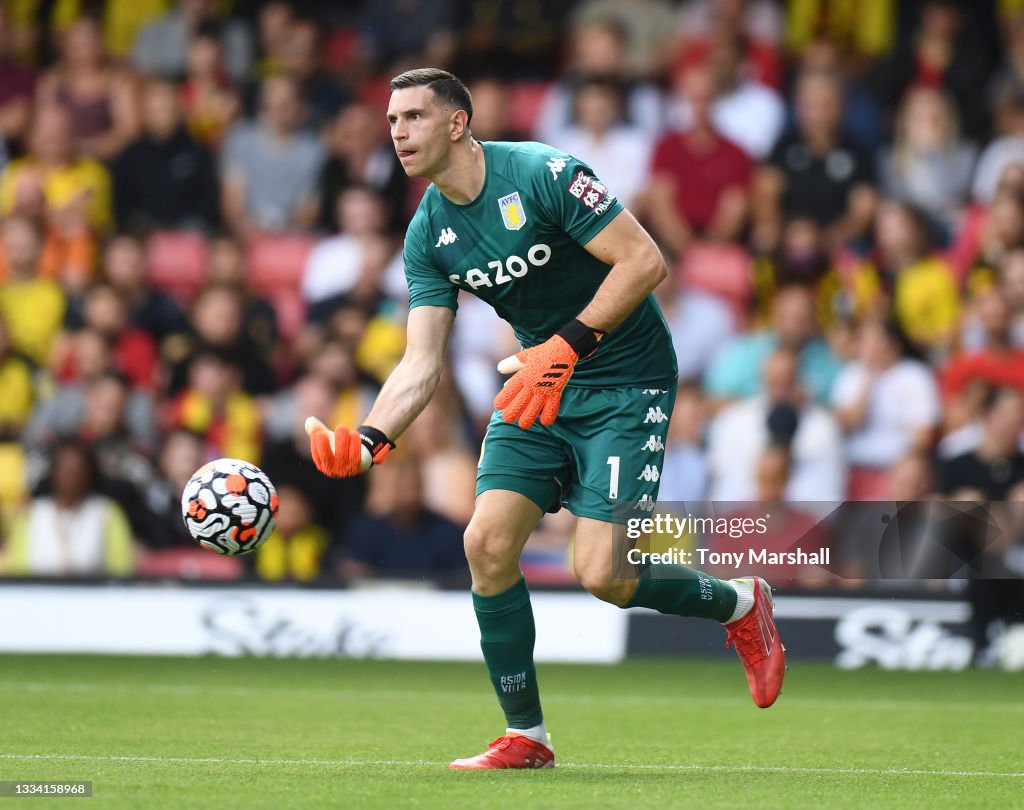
[304,417,394,478]
[493,319,607,429]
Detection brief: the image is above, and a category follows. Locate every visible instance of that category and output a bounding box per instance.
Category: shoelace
[725,622,767,666]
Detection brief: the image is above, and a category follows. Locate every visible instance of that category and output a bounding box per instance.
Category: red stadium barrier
[246,233,315,342]
[678,242,753,321]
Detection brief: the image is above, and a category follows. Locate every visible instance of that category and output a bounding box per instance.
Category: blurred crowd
[0,0,1022,613]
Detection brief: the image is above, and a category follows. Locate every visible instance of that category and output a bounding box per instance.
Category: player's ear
[450,109,469,141]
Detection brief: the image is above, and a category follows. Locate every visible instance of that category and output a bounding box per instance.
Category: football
[180,458,279,556]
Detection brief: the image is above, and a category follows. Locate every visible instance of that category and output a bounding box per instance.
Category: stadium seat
[135,548,243,580]
[678,242,753,321]
[506,81,551,136]
[246,233,315,342]
[146,231,209,304]
[246,232,315,295]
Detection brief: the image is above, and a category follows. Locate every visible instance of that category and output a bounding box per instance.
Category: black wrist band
[556,319,608,359]
[356,425,395,459]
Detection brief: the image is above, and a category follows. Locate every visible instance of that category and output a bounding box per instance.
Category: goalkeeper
[306,68,786,770]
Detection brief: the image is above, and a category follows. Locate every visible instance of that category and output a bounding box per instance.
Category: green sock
[473,575,543,729]
[625,564,737,622]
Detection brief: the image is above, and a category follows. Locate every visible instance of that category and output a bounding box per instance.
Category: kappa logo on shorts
[641,388,669,395]
[637,464,660,482]
[642,435,665,452]
[643,407,669,424]
[632,494,656,512]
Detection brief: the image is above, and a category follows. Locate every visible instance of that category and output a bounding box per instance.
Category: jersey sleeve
[403,212,458,311]
[531,150,625,247]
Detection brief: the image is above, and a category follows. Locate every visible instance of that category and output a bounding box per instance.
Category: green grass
[0,655,1022,809]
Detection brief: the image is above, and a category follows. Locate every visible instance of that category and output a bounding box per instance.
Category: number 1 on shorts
[607,455,620,499]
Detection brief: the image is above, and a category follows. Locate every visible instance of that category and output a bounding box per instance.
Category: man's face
[143,85,181,139]
[387,86,455,178]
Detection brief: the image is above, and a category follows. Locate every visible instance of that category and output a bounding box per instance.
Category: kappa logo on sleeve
[566,170,615,215]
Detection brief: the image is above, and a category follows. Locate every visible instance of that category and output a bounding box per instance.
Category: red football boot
[724,577,787,708]
[448,733,555,770]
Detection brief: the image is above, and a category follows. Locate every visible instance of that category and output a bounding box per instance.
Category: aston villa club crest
[498,191,526,231]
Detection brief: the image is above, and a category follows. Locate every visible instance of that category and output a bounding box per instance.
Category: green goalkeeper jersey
[403,140,677,387]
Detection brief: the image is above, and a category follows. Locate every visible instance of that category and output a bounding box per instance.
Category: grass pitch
[1,654,1021,809]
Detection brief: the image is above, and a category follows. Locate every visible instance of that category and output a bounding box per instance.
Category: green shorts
[476,385,676,523]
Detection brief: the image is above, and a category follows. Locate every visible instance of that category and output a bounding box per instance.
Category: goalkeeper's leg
[573,518,786,708]
[450,489,554,770]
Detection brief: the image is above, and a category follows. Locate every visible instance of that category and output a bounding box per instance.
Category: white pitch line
[0,753,1020,779]
[0,680,1020,715]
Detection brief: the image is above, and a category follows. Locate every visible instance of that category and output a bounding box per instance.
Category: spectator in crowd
[113,79,220,233]
[455,0,568,77]
[71,370,160,537]
[795,35,884,153]
[939,386,1024,499]
[972,92,1024,204]
[752,68,876,254]
[784,0,895,66]
[253,484,332,582]
[360,0,455,75]
[969,248,1024,348]
[465,78,527,143]
[163,347,261,464]
[169,282,274,395]
[989,13,1024,136]
[0,103,112,236]
[221,75,324,236]
[261,366,368,542]
[276,18,348,130]
[206,236,278,362]
[549,78,652,210]
[871,0,995,141]
[704,284,841,405]
[573,0,678,79]
[659,281,737,383]
[54,281,158,390]
[752,217,879,329]
[871,200,961,353]
[832,319,941,471]
[943,289,1024,405]
[0,217,66,366]
[36,17,139,162]
[448,293,521,434]
[707,348,846,501]
[252,1,295,75]
[3,440,133,577]
[0,5,36,150]
[658,383,710,503]
[676,0,782,87]
[22,328,156,453]
[0,313,37,442]
[644,61,751,256]
[536,20,664,144]
[143,429,205,549]
[180,22,241,148]
[303,186,393,319]
[318,102,408,234]
[954,179,1024,282]
[96,234,189,348]
[404,390,478,527]
[878,86,977,241]
[341,456,467,582]
[132,0,253,84]
[667,31,785,160]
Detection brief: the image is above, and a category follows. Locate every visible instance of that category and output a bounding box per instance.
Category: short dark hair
[390,68,473,124]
